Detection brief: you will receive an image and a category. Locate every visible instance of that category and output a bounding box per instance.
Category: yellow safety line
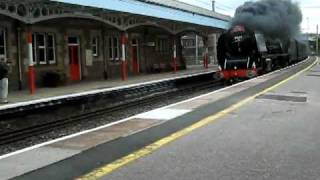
[76,58,318,180]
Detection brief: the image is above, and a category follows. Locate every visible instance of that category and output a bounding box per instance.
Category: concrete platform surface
[0,57,316,180]
[97,58,320,180]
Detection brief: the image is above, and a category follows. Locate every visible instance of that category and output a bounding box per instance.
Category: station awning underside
[51,0,230,30]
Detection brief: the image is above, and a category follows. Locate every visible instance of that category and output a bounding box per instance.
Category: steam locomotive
[217,25,308,80]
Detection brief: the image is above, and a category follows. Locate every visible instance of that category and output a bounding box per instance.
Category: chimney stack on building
[212,0,215,12]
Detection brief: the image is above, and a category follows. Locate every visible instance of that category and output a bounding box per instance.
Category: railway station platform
[0,65,217,108]
[0,57,318,180]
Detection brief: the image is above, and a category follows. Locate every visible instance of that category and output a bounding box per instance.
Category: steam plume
[231,0,302,39]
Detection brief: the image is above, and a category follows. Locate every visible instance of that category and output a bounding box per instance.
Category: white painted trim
[122,43,126,61]
[28,43,33,66]
[173,43,177,59]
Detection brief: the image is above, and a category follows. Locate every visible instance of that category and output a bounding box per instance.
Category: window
[132,39,137,46]
[156,38,169,54]
[0,29,6,61]
[108,36,120,60]
[68,36,79,44]
[47,34,56,64]
[36,33,46,64]
[32,33,56,65]
[114,37,119,59]
[92,37,99,57]
[183,39,195,48]
[108,37,113,59]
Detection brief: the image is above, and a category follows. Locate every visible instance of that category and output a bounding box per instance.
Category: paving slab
[0,147,79,180]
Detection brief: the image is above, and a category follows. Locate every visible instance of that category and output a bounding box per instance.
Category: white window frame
[92,36,99,57]
[108,36,120,61]
[0,29,7,62]
[114,37,120,61]
[32,33,57,65]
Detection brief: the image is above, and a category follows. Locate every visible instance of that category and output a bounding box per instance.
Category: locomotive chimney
[212,0,215,12]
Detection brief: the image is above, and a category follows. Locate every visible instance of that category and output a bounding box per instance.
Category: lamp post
[316,24,319,55]
[195,35,198,65]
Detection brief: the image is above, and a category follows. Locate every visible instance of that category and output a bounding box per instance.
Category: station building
[0,0,230,93]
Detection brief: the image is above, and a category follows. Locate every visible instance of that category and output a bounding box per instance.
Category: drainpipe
[27,29,36,94]
[121,32,128,80]
[195,35,199,65]
[205,46,209,69]
[203,37,209,69]
[17,27,22,90]
[102,28,108,79]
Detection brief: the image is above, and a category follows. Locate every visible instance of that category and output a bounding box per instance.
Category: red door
[69,45,81,81]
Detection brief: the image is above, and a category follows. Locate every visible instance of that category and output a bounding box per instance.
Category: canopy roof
[51,0,231,29]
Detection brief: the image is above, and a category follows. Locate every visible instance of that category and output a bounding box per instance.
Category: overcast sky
[178,0,319,34]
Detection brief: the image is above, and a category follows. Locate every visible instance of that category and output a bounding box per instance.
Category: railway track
[0,57,314,152]
[0,78,223,146]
